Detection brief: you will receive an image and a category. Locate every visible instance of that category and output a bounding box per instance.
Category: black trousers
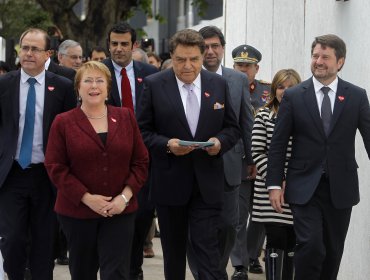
[291,176,352,280]
[130,183,155,277]
[0,162,56,280]
[157,185,223,280]
[59,212,136,280]
[264,224,295,252]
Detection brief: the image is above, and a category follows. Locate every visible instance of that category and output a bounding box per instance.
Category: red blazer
[45,105,149,219]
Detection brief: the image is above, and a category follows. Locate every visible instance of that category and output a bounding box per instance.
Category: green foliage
[191,0,208,17]
[0,0,52,40]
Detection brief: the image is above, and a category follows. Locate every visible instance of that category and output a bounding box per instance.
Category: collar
[202,65,223,76]
[112,59,134,74]
[21,68,46,85]
[175,73,202,91]
[312,76,338,94]
[45,57,51,70]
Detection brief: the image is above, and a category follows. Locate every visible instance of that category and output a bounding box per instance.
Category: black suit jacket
[266,77,370,208]
[137,69,240,205]
[0,70,76,188]
[47,60,76,81]
[102,58,158,110]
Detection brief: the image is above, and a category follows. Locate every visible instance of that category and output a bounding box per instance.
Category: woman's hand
[81,193,112,217]
[102,195,127,216]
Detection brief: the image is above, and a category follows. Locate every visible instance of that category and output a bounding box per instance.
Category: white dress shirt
[15,69,46,164]
[175,74,202,114]
[112,59,136,109]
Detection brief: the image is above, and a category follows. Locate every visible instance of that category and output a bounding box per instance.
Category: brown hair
[311,34,346,61]
[75,61,112,97]
[19,28,51,51]
[265,69,301,115]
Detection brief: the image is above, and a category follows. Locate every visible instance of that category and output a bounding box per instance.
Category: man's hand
[269,181,286,214]
[204,137,221,156]
[247,165,257,180]
[167,138,195,156]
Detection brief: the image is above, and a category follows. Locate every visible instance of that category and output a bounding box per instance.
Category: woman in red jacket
[45,61,149,280]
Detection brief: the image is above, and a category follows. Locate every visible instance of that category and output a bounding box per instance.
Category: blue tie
[18,78,37,169]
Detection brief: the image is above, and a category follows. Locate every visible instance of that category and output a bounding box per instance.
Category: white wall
[223,0,370,278]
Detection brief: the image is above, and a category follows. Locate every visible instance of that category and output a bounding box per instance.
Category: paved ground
[52,237,265,280]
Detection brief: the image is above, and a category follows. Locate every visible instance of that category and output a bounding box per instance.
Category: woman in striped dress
[251,69,301,280]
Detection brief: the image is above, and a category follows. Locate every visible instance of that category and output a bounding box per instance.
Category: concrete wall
[223,0,370,278]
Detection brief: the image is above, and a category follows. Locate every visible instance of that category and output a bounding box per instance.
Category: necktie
[18,78,37,169]
[184,84,200,137]
[121,68,134,111]
[321,86,332,136]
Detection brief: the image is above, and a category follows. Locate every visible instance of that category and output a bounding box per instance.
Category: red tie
[121,68,134,111]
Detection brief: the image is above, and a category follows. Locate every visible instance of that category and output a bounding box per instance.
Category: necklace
[82,106,107,120]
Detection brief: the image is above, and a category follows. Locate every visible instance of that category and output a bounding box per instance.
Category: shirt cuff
[267,186,281,190]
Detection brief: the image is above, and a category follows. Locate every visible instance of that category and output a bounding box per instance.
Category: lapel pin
[137,77,143,83]
[111,117,117,123]
[48,86,55,91]
[338,96,345,101]
[204,92,210,98]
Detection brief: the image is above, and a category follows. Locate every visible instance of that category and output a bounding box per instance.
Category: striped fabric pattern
[251,107,293,225]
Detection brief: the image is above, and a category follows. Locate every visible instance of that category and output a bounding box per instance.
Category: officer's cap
[232,45,262,64]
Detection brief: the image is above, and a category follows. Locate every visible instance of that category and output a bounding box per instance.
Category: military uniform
[230,44,268,278]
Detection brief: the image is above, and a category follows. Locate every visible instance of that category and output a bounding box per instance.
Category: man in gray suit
[187,26,255,280]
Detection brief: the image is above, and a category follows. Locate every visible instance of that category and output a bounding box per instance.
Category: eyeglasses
[20,46,46,54]
[62,54,83,60]
[205,43,222,50]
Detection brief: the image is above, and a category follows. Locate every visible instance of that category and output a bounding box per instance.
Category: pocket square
[213,102,224,110]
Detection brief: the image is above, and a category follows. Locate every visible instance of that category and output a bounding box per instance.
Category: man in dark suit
[186,25,254,280]
[46,57,75,81]
[102,22,158,280]
[0,28,76,280]
[266,34,370,280]
[137,29,240,280]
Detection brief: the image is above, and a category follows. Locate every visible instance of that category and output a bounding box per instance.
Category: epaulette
[258,80,271,85]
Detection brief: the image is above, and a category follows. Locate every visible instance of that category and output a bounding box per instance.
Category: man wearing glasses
[0,28,76,279]
[57,39,83,70]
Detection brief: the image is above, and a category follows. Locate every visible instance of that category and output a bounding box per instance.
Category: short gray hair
[58,39,81,54]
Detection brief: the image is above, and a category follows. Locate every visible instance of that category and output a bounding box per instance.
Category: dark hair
[311,34,346,61]
[198,26,225,46]
[19,28,51,51]
[169,29,205,55]
[88,46,107,58]
[107,22,136,46]
[0,61,10,73]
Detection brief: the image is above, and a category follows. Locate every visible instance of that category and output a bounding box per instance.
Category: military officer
[232,45,271,111]
[230,44,270,278]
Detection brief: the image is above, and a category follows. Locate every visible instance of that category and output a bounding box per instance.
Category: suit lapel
[74,108,105,149]
[195,70,214,139]
[43,72,56,144]
[11,71,21,131]
[164,70,192,136]
[106,59,122,106]
[105,107,120,150]
[133,61,145,108]
[302,79,326,137]
[329,78,347,135]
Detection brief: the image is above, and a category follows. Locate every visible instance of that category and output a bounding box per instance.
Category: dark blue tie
[18,78,37,169]
[321,87,332,136]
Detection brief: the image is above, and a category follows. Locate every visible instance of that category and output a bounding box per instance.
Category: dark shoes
[249,258,263,274]
[231,266,248,280]
[56,256,69,265]
[130,271,144,280]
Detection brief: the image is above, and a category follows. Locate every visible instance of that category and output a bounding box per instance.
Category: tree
[35,0,147,51]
